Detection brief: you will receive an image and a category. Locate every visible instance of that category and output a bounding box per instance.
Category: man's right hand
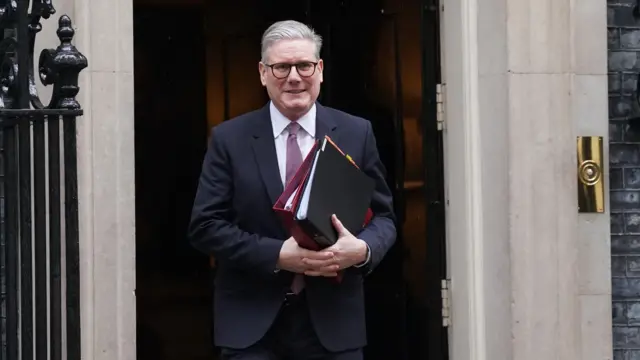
[277,237,339,277]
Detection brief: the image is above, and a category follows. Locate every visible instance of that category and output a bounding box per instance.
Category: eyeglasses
[263,61,319,79]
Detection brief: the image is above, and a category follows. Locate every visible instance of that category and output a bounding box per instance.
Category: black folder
[293,137,375,247]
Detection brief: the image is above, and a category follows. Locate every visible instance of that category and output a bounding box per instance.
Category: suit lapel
[315,102,339,144]
[251,105,283,206]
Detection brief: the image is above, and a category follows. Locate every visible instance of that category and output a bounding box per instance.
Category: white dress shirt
[270,102,317,186]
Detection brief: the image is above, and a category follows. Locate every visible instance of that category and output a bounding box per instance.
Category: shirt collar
[270,101,316,138]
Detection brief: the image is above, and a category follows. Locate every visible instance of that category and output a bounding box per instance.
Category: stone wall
[609,1,640,358]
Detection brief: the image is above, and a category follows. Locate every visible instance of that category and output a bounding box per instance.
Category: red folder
[272,136,374,281]
[273,140,322,251]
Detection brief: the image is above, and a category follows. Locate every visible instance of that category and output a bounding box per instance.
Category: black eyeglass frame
[262,61,320,79]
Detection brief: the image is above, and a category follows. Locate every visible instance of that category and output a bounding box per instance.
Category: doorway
[133,0,446,359]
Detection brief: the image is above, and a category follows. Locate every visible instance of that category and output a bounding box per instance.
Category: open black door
[421,0,449,359]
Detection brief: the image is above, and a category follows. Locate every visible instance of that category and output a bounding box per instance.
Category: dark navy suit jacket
[188,102,396,352]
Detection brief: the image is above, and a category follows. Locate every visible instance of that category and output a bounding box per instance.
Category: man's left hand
[303,214,368,276]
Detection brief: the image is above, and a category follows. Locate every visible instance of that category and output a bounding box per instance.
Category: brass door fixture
[577,136,605,213]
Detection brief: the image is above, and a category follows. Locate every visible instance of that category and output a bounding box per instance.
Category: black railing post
[63,111,80,360]
[47,112,62,360]
[3,124,18,360]
[16,1,34,358]
[33,112,47,360]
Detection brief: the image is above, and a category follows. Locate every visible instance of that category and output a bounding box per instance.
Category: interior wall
[378,0,428,303]
[204,1,267,129]
[374,0,427,302]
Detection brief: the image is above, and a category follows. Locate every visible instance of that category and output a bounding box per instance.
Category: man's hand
[277,237,338,276]
[303,214,368,277]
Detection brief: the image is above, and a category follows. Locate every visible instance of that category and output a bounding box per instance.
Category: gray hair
[260,20,322,63]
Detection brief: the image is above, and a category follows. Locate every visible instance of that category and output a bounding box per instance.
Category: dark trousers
[220,292,363,360]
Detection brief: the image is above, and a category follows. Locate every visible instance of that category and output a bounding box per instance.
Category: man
[188,20,396,360]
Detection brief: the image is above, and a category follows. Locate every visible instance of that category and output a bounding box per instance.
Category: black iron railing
[0,1,87,359]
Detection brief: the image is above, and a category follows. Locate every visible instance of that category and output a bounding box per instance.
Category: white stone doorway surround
[440,0,613,359]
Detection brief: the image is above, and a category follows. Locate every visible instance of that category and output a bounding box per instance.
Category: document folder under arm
[272,136,375,283]
[293,137,375,247]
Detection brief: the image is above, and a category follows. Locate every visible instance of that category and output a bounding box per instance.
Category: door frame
[439,0,511,358]
[439,0,490,356]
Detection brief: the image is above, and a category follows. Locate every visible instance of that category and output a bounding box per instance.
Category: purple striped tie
[286,122,305,293]
[286,122,303,185]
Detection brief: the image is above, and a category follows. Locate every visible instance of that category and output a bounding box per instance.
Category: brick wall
[610,1,640,358]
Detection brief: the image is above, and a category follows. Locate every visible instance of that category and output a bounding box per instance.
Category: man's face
[259,39,324,120]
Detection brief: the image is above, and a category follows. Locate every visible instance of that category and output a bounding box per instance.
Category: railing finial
[39,14,87,109]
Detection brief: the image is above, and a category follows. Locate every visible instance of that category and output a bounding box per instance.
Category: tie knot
[288,122,300,136]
